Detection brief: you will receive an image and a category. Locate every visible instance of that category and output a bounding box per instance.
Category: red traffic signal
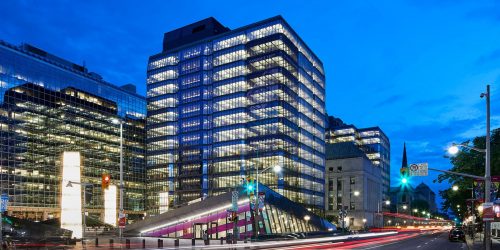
[102,173,111,190]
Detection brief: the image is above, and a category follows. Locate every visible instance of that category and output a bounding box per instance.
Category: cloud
[376,94,404,107]
[458,115,500,139]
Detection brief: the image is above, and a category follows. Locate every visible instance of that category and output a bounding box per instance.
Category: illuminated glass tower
[147,16,326,214]
[0,41,147,222]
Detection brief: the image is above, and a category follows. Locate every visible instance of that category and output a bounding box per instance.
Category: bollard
[109,239,114,247]
[192,238,196,246]
[158,239,163,248]
[142,239,146,248]
[174,239,179,247]
[220,238,224,245]
[95,238,99,247]
[126,239,131,249]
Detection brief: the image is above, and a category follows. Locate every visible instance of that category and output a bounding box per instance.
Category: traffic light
[401,177,408,184]
[245,177,255,196]
[400,167,409,185]
[102,173,111,190]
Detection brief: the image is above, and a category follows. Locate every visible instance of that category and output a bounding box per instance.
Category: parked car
[448,229,465,242]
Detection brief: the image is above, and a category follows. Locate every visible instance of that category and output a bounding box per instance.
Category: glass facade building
[0,41,147,221]
[147,16,326,214]
[325,116,390,198]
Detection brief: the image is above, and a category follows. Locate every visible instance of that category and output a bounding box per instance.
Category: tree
[411,199,430,215]
[435,128,500,219]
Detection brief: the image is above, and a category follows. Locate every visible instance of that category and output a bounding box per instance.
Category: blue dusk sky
[1,0,499,210]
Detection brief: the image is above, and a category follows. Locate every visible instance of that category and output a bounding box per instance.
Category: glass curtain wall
[0,41,147,222]
[147,17,326,214]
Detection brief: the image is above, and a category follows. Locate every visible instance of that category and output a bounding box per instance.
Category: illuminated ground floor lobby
[125,184,335,239]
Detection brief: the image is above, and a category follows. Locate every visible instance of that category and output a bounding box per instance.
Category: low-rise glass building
[125,184,335,239]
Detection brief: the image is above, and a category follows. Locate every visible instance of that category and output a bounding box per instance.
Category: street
[262,229,466,250]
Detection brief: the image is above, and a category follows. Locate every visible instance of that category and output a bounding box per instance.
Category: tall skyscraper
[146,16,326,214]
[325,116,390,198]
[0,41,147,221]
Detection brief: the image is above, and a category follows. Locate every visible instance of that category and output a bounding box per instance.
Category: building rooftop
[163,17,230,51]
[0,40,143,98]
[154,15,324,67]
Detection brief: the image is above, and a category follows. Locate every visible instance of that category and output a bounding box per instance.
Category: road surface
[264,229,466,250]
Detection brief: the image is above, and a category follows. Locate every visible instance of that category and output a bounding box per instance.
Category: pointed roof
[402,142,408,168]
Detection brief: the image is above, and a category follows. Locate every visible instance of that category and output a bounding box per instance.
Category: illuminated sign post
[60,152,83,238]
[104,185,117,226]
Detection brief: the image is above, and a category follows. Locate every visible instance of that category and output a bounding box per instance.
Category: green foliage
[435,128,500,218]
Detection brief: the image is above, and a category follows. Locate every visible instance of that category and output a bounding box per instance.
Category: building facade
[146,16,326,214]
[324,142,383,229]
[0,41,147,221]
[325,116,390,198]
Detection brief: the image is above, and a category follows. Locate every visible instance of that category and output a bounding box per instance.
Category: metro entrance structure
[125,184,335,239]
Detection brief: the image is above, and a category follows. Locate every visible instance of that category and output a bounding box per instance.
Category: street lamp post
[484,85,491,250]
[112,118,124,238]
[447,86,491,249]
[377,200,390,227]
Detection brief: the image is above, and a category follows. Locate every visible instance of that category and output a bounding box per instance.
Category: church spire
[402,142,408,168]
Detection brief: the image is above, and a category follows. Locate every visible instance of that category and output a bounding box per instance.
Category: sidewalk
[465,232,500,250]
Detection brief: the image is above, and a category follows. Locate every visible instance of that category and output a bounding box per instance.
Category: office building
[146,16,326,214]
[0,41,147,222]
[324,142,383,229]
[325,116,390,198]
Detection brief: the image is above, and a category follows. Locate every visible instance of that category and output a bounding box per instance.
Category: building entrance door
[210,222,218,239]
[193,223,208,239]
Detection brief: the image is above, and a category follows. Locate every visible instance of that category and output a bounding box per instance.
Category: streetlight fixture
[255,165,282,208]
[112,118,124,238]
[353,191,360,197]
[304,215,311,230]
[447,85,491,250]
[402,205,408,210]
[452,185,459,191]
[447,145,460,155]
